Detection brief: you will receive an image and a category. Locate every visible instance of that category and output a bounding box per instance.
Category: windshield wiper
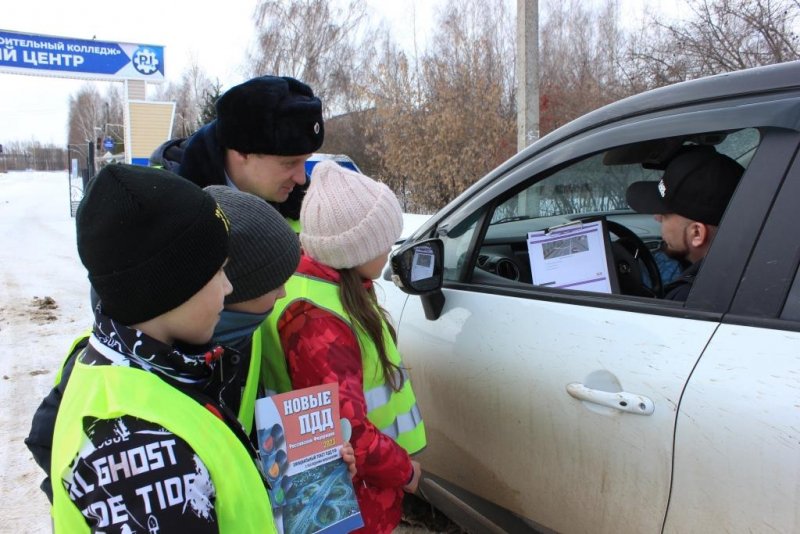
[490,215,534,225]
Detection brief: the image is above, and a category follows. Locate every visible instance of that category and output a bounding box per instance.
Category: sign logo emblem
[132,47,159,75]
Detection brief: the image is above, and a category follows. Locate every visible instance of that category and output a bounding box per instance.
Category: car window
[448,128,760,298]
[442,209,483,283]
[491,153,658,222]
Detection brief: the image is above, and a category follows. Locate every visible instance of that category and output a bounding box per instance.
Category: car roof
[541,61,800,149]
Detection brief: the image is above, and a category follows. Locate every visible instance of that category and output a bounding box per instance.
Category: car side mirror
[390,239,445,320]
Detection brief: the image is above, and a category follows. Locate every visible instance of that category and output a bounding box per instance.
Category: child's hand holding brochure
[255,383,364,534]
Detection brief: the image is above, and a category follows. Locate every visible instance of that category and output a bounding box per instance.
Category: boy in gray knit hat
[204,186,300,434]
[204,186,356,480]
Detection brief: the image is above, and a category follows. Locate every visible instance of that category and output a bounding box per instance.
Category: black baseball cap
[626,145,744,226]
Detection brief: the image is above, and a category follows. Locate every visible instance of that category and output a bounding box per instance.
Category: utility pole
[517,0,539,152]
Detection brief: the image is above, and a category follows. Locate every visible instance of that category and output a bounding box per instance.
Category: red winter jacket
[277,255,413,534]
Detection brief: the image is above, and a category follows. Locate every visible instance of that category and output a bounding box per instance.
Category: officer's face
[230,153,310,203]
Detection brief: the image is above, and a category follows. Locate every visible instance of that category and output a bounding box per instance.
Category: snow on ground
[0,170,92,533]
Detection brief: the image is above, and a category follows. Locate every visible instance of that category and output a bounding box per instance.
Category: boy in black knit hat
[27,186,300,497]
[27,179,356,518]
[48,164,279,533]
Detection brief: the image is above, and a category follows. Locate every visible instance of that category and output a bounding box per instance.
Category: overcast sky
[0,0,672,147]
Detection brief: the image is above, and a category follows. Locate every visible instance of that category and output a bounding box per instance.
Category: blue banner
[0,29,164,81]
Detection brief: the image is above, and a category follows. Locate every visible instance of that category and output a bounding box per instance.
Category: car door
[665,133,800,533]
[393,97,800,533]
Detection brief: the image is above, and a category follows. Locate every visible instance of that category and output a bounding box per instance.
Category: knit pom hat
[76,164,230,325]
[215,75,324,156]
[204,186,300,304]
[300,161,403,269]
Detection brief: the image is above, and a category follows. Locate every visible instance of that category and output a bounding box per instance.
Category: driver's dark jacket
[150,121,307,222]
[663,259,703,301]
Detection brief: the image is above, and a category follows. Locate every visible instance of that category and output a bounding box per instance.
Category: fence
[67,143,95,217]
[0,147,66,172]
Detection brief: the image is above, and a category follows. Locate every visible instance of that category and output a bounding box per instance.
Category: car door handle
[566,383,655,415]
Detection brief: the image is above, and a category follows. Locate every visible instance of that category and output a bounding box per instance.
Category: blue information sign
[0,29,165,81]
[103,137,114,150]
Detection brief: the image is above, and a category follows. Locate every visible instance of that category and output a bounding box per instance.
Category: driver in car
[625,145,744,301]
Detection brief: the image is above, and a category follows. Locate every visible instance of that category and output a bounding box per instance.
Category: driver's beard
[659,241,691,267]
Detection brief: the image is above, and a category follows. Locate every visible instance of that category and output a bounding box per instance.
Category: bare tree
[631,0,800,85]
[247,0,380,114]
[538,0,630,133]
[67,84,105,148]
[153,58,217,137]
[103,84,125,148]
[1,140,65,171]
[366,0,516,212]
[198,80,224,126]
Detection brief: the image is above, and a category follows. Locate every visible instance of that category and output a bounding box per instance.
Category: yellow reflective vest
[57,330,262,435]
[53,329,91,386]
[286,217,301,233]
[262,273,426,454]
[51,357,277,533]
[238,327,262,435]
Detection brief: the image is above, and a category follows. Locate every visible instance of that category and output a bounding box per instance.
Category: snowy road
[0,171,92,533]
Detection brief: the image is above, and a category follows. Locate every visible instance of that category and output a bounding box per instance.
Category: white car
[385,61,800,533]
[377,213,432,322]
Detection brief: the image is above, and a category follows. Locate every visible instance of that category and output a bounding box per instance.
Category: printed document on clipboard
[526,219,618,294]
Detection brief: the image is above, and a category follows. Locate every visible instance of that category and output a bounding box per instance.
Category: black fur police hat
[215,75,324,156]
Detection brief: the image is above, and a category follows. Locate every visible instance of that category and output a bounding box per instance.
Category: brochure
[526,219,618,293]
[255,383,364,534]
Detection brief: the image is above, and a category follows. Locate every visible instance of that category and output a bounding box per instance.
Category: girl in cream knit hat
[262,161,427,533]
